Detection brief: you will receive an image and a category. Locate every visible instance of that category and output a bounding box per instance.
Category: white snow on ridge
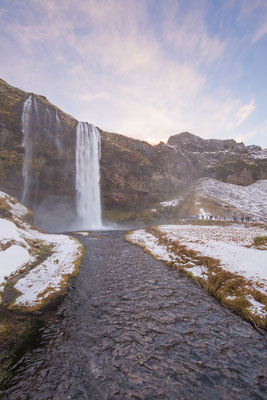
[248,148,267,160]
[197,179,267,219]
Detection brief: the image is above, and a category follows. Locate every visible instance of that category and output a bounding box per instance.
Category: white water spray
[75,122,102,229]
[55,109,62,151]
[21,95,34,204]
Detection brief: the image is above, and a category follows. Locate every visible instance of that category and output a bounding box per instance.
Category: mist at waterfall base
[36,123,104,233]
[34,200,124,232]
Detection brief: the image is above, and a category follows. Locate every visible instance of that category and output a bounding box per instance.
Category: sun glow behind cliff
[75,122,102,229]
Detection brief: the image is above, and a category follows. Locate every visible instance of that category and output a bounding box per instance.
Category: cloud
[161,1,226,65]
[252,19,267,43]
[238,0,267,43]
[235,100,256,127]
[0,0,266,148]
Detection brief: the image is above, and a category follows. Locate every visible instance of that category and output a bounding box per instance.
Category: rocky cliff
[100,129,267,217]
[0,78,266,229]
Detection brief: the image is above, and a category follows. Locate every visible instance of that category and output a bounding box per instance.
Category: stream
[1,231,267,399]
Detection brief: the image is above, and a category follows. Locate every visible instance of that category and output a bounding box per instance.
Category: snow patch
[0,218,23,243]
[0,245,31,290]
[128,230,175,262]
[197,179,267,220]
[157,225,267,291]
[0,191,29,220]
[160,197,182,207]
[14,234,80,307]
[248,148,267,160]
[127,224,267,323]
[0,193,83,309]
[187,265,208,280]
[246,295,266,318]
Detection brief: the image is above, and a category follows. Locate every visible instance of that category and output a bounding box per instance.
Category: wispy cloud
[161,1,226,65]
[0,0,266,147]
[252,18,267,43]
[235,100,256,127]
[238,0,267,43]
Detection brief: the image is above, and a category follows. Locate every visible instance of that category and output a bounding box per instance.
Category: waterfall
[55,109,62,151]
[75,122,102,229]
[21,94,34,205]
[21,95,102,231]
[44,107,62,151]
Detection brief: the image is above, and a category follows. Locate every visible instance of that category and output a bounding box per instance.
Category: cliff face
[167,132,267,186]
[0,78,27,197]
[0,78,266,228]
[0,79,77,202]
[100,131,197,211]
[100,129,267,212]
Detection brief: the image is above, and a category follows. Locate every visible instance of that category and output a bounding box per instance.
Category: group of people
[187,214,252,222]
[233,214,251,222]
[189,214,221,220]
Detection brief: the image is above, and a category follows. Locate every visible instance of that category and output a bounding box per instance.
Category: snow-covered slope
[247,147,267,160]
[197,179,267,220]
[0,191,83,311]
[148,178,267,223]
[127,224,267,328]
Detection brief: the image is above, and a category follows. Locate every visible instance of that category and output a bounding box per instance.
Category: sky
[0,0,267,148]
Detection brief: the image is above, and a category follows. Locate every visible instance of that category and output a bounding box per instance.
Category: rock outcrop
[0,77,266,228]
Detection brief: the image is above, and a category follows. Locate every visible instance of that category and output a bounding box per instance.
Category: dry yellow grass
[126,227,267,330]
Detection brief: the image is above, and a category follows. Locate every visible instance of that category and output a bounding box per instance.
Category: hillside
[195,178,267,220]
[131,178,267,226]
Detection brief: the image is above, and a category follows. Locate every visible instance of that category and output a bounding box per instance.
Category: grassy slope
[125,225,267,330]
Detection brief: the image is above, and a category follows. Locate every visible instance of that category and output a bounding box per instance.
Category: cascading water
[21,94,34,205]
[55,109,62,151]
[75,122,102,229]
[21,94,64,207]
[21,95,102,231]
[44,107,62,151]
